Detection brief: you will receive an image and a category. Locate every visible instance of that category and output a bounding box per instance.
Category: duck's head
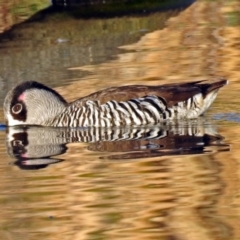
[3,81,67,126]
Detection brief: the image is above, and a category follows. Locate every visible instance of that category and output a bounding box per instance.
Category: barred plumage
[3,79,227,127]
[52,95,168,127]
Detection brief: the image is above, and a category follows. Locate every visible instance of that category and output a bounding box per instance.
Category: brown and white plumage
[3,79,227,127]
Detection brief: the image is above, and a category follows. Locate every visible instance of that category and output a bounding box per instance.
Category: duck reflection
[6,121,229,170]
[7,127,66,170]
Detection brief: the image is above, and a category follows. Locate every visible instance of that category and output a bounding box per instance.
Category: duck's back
[51,79,227,127]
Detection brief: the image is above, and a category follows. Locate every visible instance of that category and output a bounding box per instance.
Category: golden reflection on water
[2,0,240,240]
[0,122,235,240]
[0,129,233,240]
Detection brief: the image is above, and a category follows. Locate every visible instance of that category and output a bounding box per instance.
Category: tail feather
[197,78,228,96]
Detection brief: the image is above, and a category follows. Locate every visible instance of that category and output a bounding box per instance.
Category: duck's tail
[196,78,228,96]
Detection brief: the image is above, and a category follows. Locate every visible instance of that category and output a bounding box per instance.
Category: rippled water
[1,0,240,239]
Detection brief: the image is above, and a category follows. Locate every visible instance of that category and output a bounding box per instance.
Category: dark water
[1,0,240,239]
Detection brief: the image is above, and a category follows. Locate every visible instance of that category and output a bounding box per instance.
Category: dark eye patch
[10,101,27,122]
[12,103,22,114]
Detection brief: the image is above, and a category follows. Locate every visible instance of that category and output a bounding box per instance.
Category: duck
[3,78,227,127]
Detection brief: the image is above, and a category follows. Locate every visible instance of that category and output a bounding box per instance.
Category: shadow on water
[6,119,229,170]
[0,0,195,104]
[42,0,196,19]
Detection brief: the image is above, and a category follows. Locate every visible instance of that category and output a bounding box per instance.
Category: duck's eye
[12,103,22,114]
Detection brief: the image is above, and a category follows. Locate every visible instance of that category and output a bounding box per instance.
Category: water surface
[1,0,240,240]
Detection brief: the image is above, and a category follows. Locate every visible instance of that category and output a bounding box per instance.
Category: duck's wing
[71,78,227,108]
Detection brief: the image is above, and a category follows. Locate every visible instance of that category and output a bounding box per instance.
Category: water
[1,0,240,239]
